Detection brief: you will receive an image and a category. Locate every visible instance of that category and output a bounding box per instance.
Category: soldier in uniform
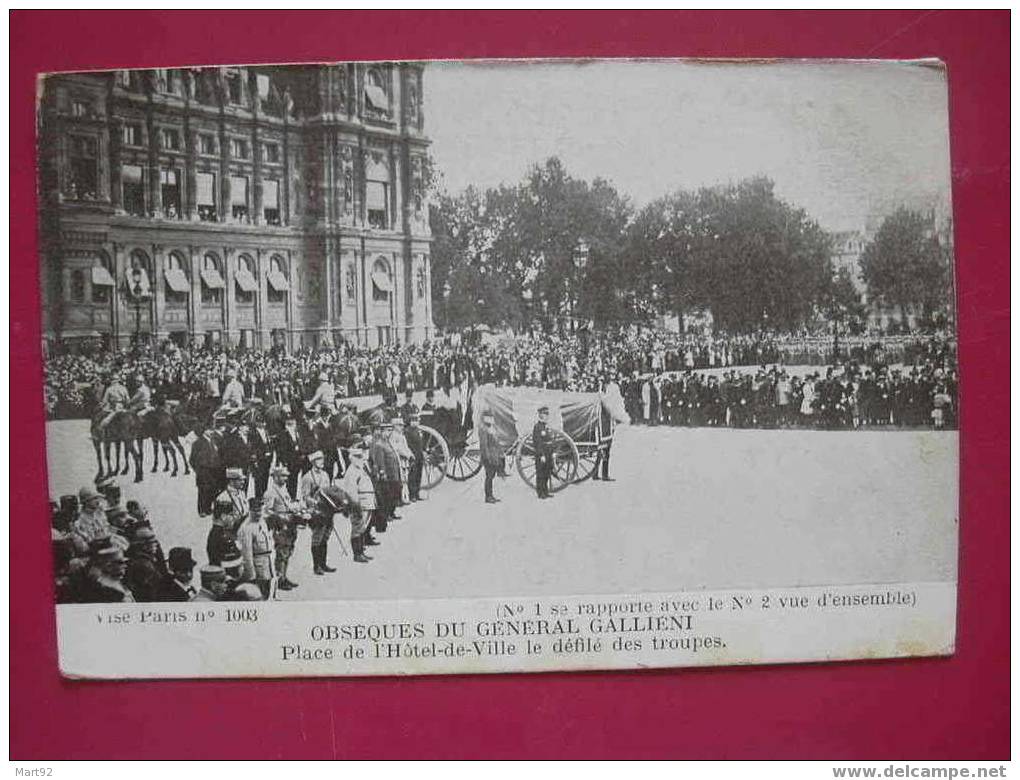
[340,445,377,561]
[404,413,425,501]
[215,467,250,532]
[369,422,402,527]
[479,410,505,504]
[306,371,336,416]
[206,495,240,566]
[97,372,130,432]
[237,497,275,599]
[533,405,555,499]
[220,367,245,409]
[421,390,437,414]
[299,451,335,575]
[126,371,153,415]
[399,389,419,422]
[264,465,306,590]
[192,565,228,602]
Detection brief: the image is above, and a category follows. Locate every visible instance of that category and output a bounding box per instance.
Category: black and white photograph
[38,57,959,678]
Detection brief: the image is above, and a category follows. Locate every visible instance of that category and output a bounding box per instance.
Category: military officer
[126,372,152,415]
[299,451,335,575]
[264,465,305,590]
[404,413,425,501]
[237,497,275,599]
[220,368,245,409]
[192,565,228,602]
[98,372,130,431]
[340,445,377,562]
[533,405,555,499]
[206,496,239,566]
[306,371,336,415]
[214,467,250,532]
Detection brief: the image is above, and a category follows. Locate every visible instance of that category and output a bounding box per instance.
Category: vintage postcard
[39,58,958,678]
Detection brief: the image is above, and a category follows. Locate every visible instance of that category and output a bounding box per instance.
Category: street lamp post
[125,268,152,353]
[442,280,452,335]
[571,240,590,334]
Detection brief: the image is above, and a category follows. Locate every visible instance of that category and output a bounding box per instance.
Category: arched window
[200,252,224,304]
[364,67,389,114]
[371,257,392,304]
[91,251,114,304]
[235,254,256,304]
[164,252,189,306]
[126,250,152,300]
[267,255,289,304]
[69,269,86,303]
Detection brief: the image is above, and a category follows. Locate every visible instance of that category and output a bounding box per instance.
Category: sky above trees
[427,59,951,233]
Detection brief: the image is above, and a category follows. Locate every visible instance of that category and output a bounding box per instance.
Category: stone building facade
[38,62,434,352]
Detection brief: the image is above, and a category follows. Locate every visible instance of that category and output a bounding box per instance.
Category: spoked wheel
[573,441,600,483]
[417,424,449,490]
[515,428,579,494]
[446,430,483,481]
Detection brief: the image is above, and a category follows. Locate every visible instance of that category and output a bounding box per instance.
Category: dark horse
[91,409,144,483]
[137,399,197,477]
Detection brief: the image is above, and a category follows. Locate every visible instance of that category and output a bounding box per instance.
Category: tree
[429,158,633,332]
[627,178,833,333]
[859,207,951,330]
[820,266,868,353]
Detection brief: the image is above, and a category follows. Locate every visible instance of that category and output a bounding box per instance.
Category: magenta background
[10,11,1009,760]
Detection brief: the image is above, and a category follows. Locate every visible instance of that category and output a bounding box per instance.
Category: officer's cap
[199,565,226,585]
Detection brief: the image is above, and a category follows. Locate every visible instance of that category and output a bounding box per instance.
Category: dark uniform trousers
[533,422,555,498]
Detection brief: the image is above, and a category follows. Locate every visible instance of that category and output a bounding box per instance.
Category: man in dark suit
[274,414,303,498]
[404,412,425,501]
[188,423,220,516]
[249,415,274,500]
[156,547,198,601]
[533,405,555,499]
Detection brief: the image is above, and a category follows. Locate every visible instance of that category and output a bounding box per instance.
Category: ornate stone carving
[345,264,357,301]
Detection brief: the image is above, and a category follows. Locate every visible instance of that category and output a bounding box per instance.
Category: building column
[188,245,201,341]
[109,119,123,212]
[152,244,166,341]
[186,126,198,221]
[256,249,269,350]
[223,246,237,346]
[111,242,125,348]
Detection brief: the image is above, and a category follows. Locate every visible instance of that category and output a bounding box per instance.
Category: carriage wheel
[573,441,600,483]
[446,430,483,481]
[515,428,579,494]
[417,424,449,491]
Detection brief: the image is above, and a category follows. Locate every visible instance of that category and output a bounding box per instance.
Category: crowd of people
[44,330,956,420]
[53,398,432,604]
[49,328,957,603]
[620,362,958,431]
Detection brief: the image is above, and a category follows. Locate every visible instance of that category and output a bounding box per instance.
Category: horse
[137,399,196,477]
[90,409,144,483]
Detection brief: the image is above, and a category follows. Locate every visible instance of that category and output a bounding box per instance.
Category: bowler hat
[309,450,324,462]
[270,464,290,477]
[225,467,245,480]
